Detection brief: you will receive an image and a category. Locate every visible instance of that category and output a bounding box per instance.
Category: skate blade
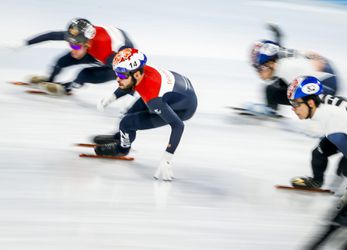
[9,81,31,86]
[75,143,97,148]
[79,154,134,161]
[275,185,333,193]
[26,89,48,95]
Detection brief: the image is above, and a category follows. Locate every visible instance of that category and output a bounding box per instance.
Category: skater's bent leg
[48,52,98,82]
[118,93,197,152]
[119,112,167,147]
[311,137,339,183]
[49,52,78,82]
[311,148,328,183]
[164,92,198,121]
[73,66,115,86]
[265,79,289,110]
[101,99,148,144]
[119,109,191,152]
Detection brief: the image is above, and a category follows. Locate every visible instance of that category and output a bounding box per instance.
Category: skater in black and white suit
[287,76,347,249]
[248,24,339,117]
[287,76,347,190]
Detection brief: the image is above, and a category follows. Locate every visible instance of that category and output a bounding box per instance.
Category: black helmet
[65,18,96,44]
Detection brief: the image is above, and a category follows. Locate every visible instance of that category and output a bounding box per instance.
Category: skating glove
[97,94,117,111]
[154,151,174,181]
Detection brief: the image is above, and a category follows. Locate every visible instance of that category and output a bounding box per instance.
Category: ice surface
[0,0,347,249]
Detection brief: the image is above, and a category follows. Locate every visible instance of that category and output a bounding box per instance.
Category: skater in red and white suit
[24,18,134,94]
[94,48,198,181]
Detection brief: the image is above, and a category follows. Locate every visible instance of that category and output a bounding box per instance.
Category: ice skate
[38,82,70,96]
[291,176,323,189]
[94,143,130,157]
[29,75,49,84]
[93,135,120,145]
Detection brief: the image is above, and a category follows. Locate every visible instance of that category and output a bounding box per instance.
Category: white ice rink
[1,0,347,249]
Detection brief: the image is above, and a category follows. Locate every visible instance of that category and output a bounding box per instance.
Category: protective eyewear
[115,72,130,80]
[69,43,83,50]
[289,100,305,108]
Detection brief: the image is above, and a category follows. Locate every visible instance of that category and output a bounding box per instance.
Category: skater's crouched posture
[287,76,347,193]
[25,18,134,95]
[249,40,338,117]
[94,48,198,181]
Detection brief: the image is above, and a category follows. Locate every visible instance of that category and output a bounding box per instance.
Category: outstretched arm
[26,31,66,45]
